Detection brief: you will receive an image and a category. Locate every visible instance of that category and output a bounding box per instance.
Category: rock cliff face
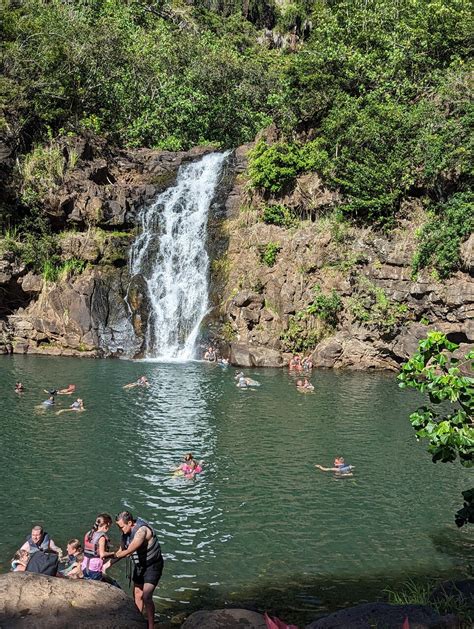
[0,138,472,367]
[0,140,212,357]
[211,146,473,370]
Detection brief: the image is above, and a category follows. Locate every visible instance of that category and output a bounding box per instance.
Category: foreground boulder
[181,608,266,628]
[305,602,458,628]
[0,572,146,628]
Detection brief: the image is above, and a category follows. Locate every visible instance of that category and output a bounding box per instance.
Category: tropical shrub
[398,332,474,526]
[413,192,474,278]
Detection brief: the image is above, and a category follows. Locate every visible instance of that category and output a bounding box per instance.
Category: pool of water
[1,355,472,623]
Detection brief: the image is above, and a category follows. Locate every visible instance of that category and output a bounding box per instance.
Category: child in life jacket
[81,514,112,580]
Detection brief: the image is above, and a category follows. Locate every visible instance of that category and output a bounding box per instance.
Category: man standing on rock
[108,511,164,629]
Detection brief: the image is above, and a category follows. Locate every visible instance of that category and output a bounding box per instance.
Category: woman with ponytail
[81,513,112,580]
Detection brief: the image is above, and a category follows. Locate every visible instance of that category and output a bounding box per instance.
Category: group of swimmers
[12,511,164,629]
[15,381,86,415]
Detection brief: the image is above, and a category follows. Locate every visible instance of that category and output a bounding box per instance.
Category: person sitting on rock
[302,356,313,371]
[20,525,62,556]
[59,539,83,578]
[11,549,29,572]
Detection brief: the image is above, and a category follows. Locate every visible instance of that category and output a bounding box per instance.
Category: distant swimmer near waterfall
[235,371,260,388]
[123,376,149,389]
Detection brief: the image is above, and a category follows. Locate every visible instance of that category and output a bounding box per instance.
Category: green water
[1,355,472,623]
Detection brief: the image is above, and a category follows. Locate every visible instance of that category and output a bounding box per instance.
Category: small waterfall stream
[129,152,228,360]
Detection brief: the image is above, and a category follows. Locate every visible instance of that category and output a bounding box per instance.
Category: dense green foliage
[412,192,474,278]
[1,0,472,268]
[262,204,297,227]
[281,285,342,352]
[398,332,474,526]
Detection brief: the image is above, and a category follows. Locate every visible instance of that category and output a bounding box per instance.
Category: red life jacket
[83,530,109,563]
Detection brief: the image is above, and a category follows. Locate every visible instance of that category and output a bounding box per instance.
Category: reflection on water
[0,356,472,623]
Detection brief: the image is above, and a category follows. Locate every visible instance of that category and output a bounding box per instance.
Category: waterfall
[129,151,228,360]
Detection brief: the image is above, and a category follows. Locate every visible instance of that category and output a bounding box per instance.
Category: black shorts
[132,556,164,587]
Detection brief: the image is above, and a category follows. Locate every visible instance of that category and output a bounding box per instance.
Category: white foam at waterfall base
[129,151,229,361]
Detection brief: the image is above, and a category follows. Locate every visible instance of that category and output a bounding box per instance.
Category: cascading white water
[129,152,228,360]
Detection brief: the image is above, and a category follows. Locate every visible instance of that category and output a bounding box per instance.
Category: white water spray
[129,152,228,360]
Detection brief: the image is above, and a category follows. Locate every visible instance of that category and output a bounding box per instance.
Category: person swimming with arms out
[56,398,85,415]
[315,458,354,476]
[123,376,149,389]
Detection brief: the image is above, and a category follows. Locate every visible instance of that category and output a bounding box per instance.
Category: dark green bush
[413,192,474,278]
[262,204,297,227]
[259,242,281,266]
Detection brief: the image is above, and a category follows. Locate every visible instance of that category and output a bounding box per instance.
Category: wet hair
[115,510,134,524]
[184,453,193,462]
[67,539,83,552]
[87,513,112,542]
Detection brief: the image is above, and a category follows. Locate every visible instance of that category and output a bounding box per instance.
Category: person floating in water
[15,382,24,393]
[235,371,260,388]
[56,398,85,415]
[173,453,203,477]
[297,378,314,392]
[123,376,149,389]
[315,459,354,476]
[58,384,76,395]
[42,395,55,407]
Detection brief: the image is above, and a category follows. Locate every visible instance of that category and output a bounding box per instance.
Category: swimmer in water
[56,398,85,415]
[15,382,25,393]
[42,395,55,407]
[184,459,203,479]
[315,462,354,476]
[123,376,149,389]
[58,384,76,395]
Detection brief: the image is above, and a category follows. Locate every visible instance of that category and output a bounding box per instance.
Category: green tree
[398,331,474,526]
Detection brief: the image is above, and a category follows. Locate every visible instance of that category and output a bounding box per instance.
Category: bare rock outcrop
[213,147,473,370]
[0,572,145,628]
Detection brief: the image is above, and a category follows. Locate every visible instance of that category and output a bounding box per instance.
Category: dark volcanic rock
[305,602,458,628]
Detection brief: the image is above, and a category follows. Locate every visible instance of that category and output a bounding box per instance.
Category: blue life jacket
[26,532,51,554]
